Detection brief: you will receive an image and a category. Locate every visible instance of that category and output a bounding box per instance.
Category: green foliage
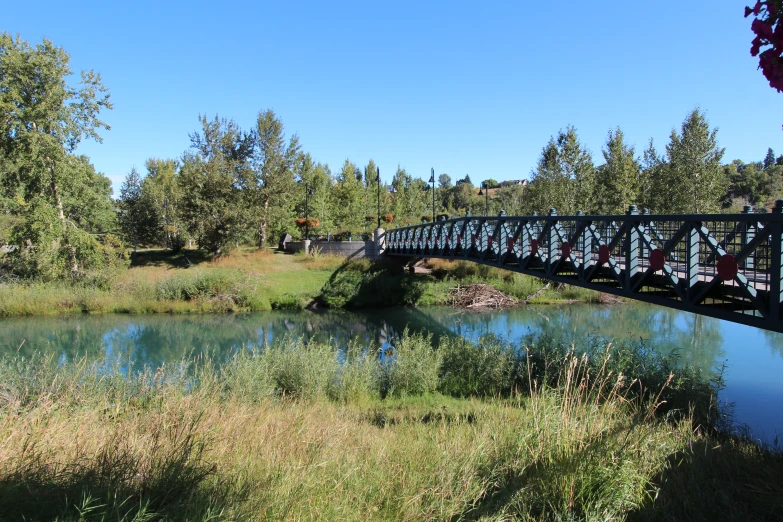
[318,260,426,308]
[0,33,115,279]
[595,128,641,214]
[118,167,158,249]
[243,109,301,246]
[143,158,183,249]
[524,126,595,215]
[335,340,381,403]
[438,335,516,397]
[263,339,341,399]
[383,330,441,398]
[269,293,305,310]
[662,109,727,213]
[496,183,525,215]
[334,159,365,233]
[8,198,128,280]
[179,116,250,256]
[155,269,248,305]
[437,173,452,189]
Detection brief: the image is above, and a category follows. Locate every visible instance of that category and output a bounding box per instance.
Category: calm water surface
[1,304,781,443]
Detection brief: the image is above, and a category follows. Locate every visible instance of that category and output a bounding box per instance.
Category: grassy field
[0,248,597,316]
[0,333,779,521]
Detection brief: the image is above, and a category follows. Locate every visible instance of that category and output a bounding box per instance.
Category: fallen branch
[524,282,551,303]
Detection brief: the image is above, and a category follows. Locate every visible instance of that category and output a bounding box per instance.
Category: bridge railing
[385,204,783,333]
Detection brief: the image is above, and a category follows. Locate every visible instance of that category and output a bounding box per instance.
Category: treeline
[117,107,780,259]
[2,33,781,281]
[523,111,783,216]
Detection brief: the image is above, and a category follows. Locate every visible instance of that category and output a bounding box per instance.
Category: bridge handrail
[385,204,783,334]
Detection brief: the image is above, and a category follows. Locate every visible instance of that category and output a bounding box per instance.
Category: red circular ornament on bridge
[598,244,610,265]
[531,239,539,255]
[561,242,571,259]
[649,248,665,272]
[717,254,739,281]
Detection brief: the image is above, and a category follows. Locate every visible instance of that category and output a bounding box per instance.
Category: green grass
[0,248,598,317]
[0,333,780,521]
[0,248,345,316]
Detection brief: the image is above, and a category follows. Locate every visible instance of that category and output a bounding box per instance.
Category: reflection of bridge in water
[386,204,783,334]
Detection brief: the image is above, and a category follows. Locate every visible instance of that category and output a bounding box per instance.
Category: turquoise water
[1,304,781,443]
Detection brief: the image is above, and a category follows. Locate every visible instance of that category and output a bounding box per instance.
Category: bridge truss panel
[386,212,783,333]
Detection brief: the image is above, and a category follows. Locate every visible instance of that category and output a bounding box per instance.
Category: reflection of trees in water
[0,304,727,375]
[422,304,725,373]
[1,316,116,360]
[0,309,454,371]
[762,329,783,359]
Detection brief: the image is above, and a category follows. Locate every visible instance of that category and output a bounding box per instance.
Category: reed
[1,333,779,520]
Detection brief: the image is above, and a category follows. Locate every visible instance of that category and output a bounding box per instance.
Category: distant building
[498,179,528,188]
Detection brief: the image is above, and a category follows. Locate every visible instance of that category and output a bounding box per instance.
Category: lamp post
[305,182,314,240]
[376,167,381,229]
[428,167,436,222]
[478,181,489,215]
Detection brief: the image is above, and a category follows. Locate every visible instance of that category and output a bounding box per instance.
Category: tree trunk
[257,199,269,248]
[48,157,78,276]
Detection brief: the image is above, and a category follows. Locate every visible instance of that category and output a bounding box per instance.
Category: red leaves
[745,1,764,17]
[752,18,773,39]
[746,1,783,93]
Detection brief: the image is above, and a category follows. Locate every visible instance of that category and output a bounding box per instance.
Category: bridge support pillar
[741,205,755,270]
[374,227,386,259]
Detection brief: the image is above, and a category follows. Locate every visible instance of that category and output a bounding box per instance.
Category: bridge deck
[385,207,783,333]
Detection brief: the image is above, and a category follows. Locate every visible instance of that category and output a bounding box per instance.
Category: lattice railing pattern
[386,205,783,333]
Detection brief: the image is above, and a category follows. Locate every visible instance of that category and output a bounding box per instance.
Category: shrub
[384,330,441,398]
[156,270,248,305]
[438,335,517,397]
[334,339,380,403]
[270,294,303,310]
[263,339,340,400]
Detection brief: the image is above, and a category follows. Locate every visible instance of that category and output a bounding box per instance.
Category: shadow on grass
[318,257,431,308]
[451,429,783,521]
[130,249,211,269]
[451,421,636,521]
[627,437,783,522]
[0,424,227,521]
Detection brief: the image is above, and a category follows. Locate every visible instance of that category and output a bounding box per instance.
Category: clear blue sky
[4,1,780,192]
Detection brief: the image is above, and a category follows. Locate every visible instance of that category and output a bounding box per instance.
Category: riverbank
[0,332,779,521]
[0,248,598,316]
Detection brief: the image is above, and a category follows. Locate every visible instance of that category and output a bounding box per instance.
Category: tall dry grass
[1,333,779,521]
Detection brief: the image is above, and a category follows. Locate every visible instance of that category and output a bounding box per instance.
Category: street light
[428,168,435,222]
[305,182,314,240]
[478,181,489,215]
[376,166,381,229]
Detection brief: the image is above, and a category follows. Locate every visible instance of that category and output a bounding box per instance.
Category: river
[1,304,781,444]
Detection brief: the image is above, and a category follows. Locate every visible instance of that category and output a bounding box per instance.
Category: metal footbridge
[385,204,783,334]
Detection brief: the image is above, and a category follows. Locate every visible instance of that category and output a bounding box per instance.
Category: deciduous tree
[0,33,115,277]
[594,128,641,213]
[244,109,301,247]
[179,115,250,255]
[665,109,726,213]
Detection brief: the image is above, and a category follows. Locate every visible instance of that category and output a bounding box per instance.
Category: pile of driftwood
[448,283,518,309]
